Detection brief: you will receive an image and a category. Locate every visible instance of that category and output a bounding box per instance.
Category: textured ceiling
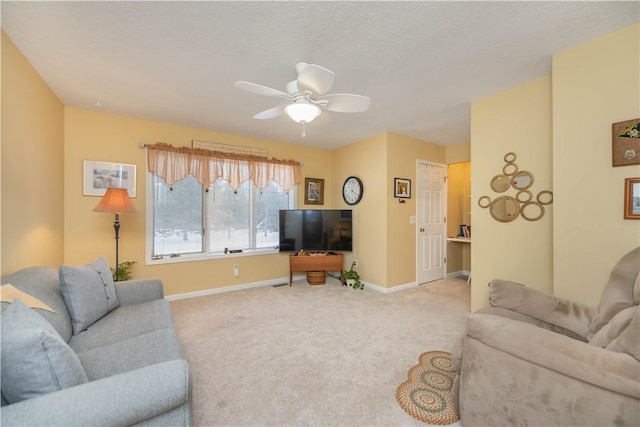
[2,1,639,149]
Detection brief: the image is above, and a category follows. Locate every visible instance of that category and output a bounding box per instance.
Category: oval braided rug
[395,350,459,425]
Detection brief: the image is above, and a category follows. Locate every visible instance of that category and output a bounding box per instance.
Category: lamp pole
[113,213,121,281]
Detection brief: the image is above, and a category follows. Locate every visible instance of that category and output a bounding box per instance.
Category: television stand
[289,253,344,286]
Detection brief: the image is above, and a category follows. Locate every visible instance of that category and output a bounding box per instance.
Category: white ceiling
[2,1,639,150]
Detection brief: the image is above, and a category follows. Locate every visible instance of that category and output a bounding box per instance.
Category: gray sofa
[1,258,192,426]
[453,247,640,426]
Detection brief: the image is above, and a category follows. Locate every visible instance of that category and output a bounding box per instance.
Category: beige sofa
[453,247,639,426]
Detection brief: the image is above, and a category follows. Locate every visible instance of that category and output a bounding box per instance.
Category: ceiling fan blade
[253,105,286,120]
[297,64,335,96]
[317,94,371,113]
[234,81,290,98]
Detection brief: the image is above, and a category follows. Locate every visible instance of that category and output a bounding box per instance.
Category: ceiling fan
[234,62,371,134]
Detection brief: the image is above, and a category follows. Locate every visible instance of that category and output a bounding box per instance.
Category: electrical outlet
[353,259,358,267]
[233,264,240,277]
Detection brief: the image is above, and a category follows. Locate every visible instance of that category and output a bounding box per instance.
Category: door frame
[415,159,447,285]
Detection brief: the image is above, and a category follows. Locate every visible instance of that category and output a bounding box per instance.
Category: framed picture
[83,161,136,197]
[304,178,324,205]
[394,178,411,198]
[624,177,640,219]
[612,118,640,167]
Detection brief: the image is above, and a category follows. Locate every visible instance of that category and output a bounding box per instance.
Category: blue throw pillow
[59,256,120,334]
[1,299,88,403]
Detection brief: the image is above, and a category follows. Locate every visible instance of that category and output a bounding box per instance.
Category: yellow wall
[446,143,471,165]
[471,75,553,310]
[552,23,640,305]
[3,30,450,294]
[447,161,471,274]
[470,22,640,311]
[63,108,333,296]
[331,133,387,286]
[330,132,446,289]
[1,32,65,275]
[387,132,445,287]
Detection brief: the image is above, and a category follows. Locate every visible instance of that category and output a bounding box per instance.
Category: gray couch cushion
[1,299,88,403]
[76,328,183,380]
[1,267,73,342]
[60,257,120,334]
[69,299,175,352]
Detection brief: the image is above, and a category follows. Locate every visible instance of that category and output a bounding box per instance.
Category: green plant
[112,261,137,281]
[342,269,364,290]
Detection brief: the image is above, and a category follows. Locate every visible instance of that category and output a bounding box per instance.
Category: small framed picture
[394,178,411,198]
[624,177,640,219]
[304,178,324,205]
[83,160,136,197]
[612,118,640,167]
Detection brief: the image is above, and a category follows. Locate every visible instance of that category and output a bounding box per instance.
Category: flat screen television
[279,209,353,253]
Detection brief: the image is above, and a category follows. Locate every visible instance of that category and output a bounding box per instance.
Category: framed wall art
[304,177,324,205]
[83,161,136,197]
[394,178,411,198]
[612,118,640,167]
[624,177,640,219]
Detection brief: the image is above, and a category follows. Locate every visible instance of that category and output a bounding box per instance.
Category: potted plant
[112,261,137,281]
[342,269,364,290]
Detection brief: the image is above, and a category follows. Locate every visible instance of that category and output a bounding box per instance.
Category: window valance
[146,142,301,191]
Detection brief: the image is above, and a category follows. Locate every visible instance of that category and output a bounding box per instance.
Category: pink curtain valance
[146,143,301,191]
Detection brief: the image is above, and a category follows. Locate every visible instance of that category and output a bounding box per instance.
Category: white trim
[165,273,308,301]
[166,276,423,300]
[447,270,470,279]
[358,281,419,294]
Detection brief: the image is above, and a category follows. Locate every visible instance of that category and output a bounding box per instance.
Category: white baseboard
[447,270,470,279]
[366,281,419,293]
[167,276,427,300]
[165,274,306,301]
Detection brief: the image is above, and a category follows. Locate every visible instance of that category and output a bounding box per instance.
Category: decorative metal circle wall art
[478,153,553,222]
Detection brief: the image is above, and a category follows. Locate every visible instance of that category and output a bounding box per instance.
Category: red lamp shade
[93,188,137,214]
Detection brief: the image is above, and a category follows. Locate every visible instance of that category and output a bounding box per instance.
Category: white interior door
[417,161,446,284]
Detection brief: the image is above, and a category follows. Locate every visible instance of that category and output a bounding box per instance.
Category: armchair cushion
[488,279,594,338]
[590,305,639,361]
[1,300,88,403]
[586,247,640,340]
[59,257,120,334]
[465,313,640,398]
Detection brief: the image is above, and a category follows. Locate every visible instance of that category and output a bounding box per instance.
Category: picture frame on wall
[394,178,411,198]
[612,118,640,167]
[83,160,136,197]
[624,177,640,219]
[304,177,324,205]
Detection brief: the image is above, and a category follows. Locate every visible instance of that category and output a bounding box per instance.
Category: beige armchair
[453,247,639,426]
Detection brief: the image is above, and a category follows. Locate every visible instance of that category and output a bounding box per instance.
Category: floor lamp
[93,188,138,281]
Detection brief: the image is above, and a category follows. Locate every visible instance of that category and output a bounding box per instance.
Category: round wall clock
[342,176,363,205]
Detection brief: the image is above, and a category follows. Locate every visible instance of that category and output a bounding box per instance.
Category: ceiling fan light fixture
[284,101,321,124]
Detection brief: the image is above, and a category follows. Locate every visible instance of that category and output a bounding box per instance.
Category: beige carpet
[170,277,470,426]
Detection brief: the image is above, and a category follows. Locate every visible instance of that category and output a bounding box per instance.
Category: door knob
[419,227,425,232]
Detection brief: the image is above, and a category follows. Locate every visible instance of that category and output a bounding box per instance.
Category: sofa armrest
[115,278,164,306]
[1,360,191,427]
[488,279,596,338]
[466,313,640,398]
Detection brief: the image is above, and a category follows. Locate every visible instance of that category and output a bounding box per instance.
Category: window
[149,174,295,259]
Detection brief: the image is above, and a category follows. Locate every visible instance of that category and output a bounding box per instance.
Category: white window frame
[145,172,296,265]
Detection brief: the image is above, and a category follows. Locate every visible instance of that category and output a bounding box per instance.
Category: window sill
[146,248,280,266]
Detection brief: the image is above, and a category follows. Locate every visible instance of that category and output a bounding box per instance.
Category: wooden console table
[289,253,344,286]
